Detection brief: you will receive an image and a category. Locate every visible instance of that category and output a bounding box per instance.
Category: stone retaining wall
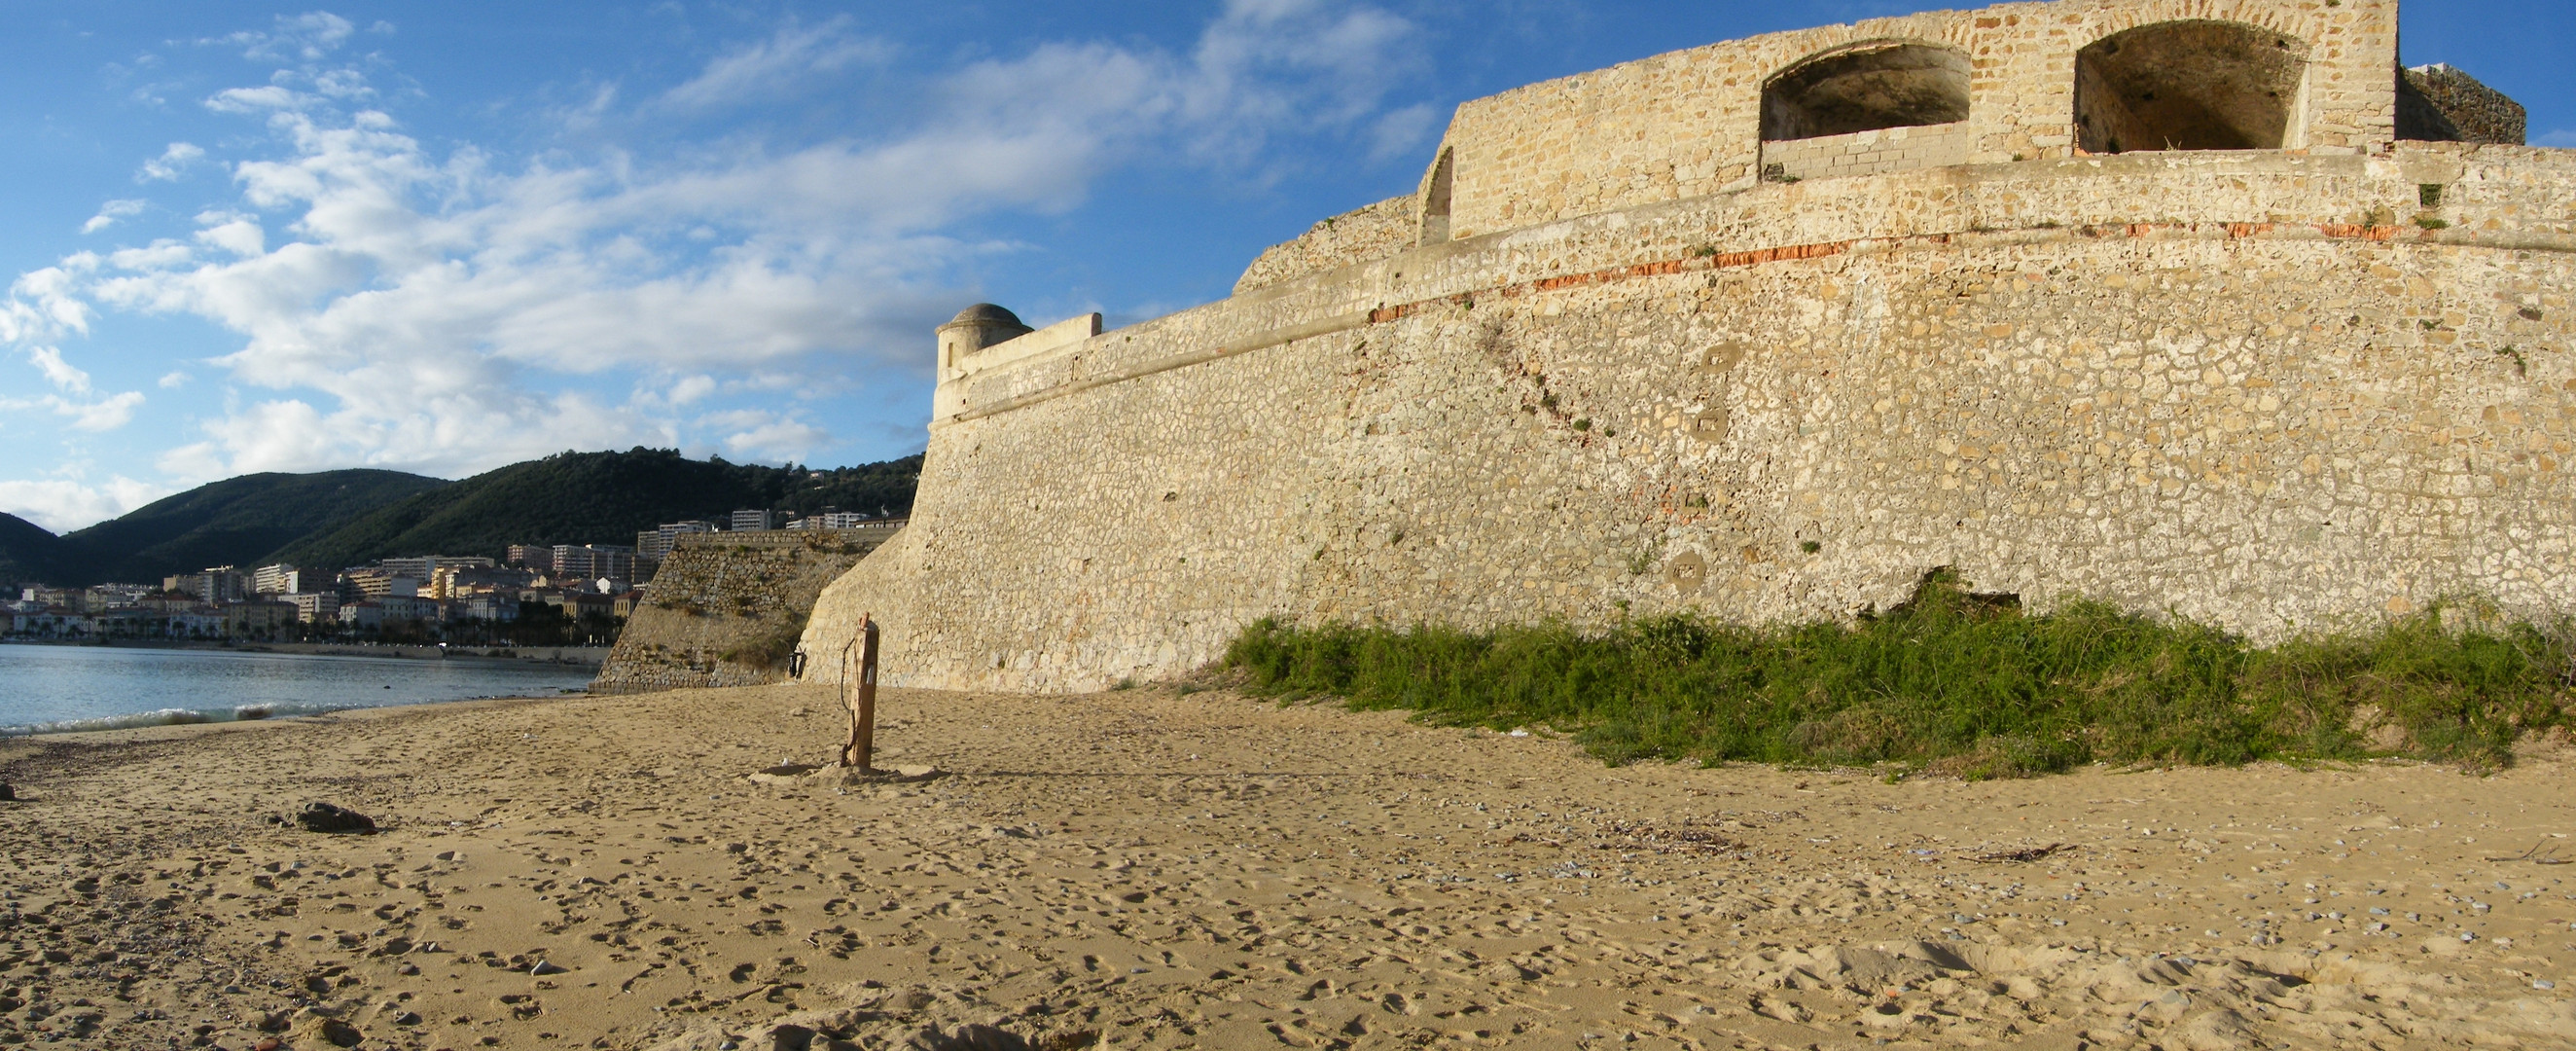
[592,530,892,694]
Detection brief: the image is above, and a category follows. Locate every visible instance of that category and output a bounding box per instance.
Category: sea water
[0,644,594,736]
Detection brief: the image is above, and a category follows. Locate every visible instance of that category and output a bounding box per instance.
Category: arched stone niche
[1758,42,1972,183]
[1417,147,1455,245]
[2074,20,2308,154]
[1762,42,1970,142]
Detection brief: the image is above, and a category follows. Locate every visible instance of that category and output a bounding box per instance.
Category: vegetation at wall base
[1222,571,2572,777]
[718,607,811,671]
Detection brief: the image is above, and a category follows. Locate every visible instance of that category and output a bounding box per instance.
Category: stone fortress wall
[803,0,2575,693]
[592,529,892,694]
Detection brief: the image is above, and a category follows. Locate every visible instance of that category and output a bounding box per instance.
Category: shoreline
[0,645,598,740]
[0,636,609,666]
[0,682,2566,1049]
[0,687,590,741]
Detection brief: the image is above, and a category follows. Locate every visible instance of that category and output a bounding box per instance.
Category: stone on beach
[294,801,376,833]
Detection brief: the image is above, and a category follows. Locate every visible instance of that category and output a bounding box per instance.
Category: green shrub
[1223,571,2571,775]
[719,607,811,670]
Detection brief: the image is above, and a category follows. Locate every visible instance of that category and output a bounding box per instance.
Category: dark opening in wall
[1418,148,1453,245]
[2075,21,2306,154]
[1761,42,1970,142]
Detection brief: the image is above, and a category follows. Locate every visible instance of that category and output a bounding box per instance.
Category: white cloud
[194,216,267,257]
[203,11,357,63]
[702,408,831,461]
[3,263,96,343]
[662,18,890,111]
[158,370,190,388]
[206,85,316,115]
[82,199,149,235]
[52,391,145,432]
[665,375,717,406]
[1367,102,1440,162]
[10,1,1429,487]
[0,390,145,433]
[25,346,91,392]
[2537,128,2576,148]
[0,477,165,534]
[104,241,194,272]
[138,142,205,182]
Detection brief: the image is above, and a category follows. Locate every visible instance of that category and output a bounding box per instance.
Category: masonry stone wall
[1234,196,1418,294]
[804,137,2576,693]
[1761,123,1974,183]
[592,529,891,694]
[1430,0,2395,241]
[2401,64,2527,146]
[799,0,2562,695]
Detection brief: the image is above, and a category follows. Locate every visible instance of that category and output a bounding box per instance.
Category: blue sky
[0,1,2563,532]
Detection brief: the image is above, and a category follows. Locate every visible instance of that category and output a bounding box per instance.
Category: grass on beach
[1222,572,2574,777]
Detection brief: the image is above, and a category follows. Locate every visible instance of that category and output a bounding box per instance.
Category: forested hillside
[0,512,62,587]
[0,451,920,586]
[269,449,920,569]
[53,469,445,586]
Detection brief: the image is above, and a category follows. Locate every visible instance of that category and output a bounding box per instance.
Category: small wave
[0,701,357,738]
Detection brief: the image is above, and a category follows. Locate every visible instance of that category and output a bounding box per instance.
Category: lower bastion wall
[593,529,892,693]
[804,144,2576,693]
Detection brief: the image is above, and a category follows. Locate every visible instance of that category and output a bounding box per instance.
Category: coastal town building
[342,567,421,598]
[249,563,308,596]
[6,549,635,643]
[225,601,298,638]
[546,543,636,586]
[164,567,248,605]
[377,555,494,580]
[286,592,340,624]
[633,521,721,574]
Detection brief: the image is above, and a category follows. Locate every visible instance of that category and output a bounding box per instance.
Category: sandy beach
[0,682,2570,1051]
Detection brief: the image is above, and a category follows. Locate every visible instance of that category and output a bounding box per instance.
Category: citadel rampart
[803,0,2573,693]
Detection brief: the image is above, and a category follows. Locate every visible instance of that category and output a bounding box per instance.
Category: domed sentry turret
[937,304,1034,373]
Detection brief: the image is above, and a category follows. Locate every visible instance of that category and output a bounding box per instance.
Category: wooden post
[840,614,879,771]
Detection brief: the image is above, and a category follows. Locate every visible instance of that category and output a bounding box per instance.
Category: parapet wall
[1234,197,1417,295]
[805,139,2576,693]
[1428,0,2397,240]
[1760,123,1974,184]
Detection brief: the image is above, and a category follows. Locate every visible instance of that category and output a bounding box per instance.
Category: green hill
[269,449,920,570]
[52,469,447,586]
[779,453,922,521]
[0,512,64,587]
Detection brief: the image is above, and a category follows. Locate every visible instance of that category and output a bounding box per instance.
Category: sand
[0,682,2570,1051]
